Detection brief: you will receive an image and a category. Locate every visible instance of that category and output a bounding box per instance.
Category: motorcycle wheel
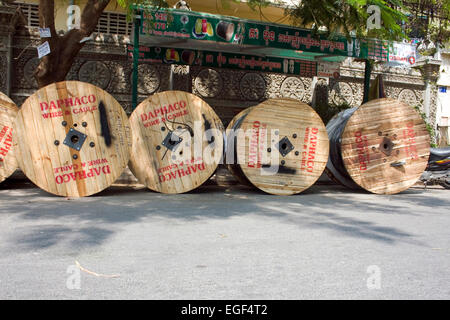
[440,181,450,190]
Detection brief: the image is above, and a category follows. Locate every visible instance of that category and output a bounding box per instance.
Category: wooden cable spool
[13,81,131,197]
[227,98,329,195]
[326,98,430,194]
[129,91,224,194]
[0,92,19,183]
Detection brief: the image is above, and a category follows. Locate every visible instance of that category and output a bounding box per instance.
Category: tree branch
[34,0,111,87]
[38,0,57,37]
[59,0,111,63]
[80,0,111,37]
[35,0,60,87]
[60,0,111,51]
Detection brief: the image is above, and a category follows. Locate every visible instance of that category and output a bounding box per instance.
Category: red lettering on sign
[249,28,259,39]
[263,30,275,42]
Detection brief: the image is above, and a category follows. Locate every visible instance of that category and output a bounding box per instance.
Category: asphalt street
[0,179,449,299]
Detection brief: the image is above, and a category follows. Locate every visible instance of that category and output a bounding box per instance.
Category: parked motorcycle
[420,147,450,189]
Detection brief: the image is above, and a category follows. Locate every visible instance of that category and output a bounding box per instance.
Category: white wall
[437,52,450,145]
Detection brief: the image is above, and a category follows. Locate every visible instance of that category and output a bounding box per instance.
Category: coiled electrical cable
[325,107,361,189]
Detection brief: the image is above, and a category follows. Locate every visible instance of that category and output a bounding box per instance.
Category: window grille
[95,12,132,35]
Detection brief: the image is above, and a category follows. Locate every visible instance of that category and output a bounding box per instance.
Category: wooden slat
[340,98,430,194]
[234,98,329,195]
[129,91,224,194]
[13,81,131,197]
[0,92,19,183]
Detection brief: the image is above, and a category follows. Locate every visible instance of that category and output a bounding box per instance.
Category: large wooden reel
[13,81,131,197]
[338,98,430,194]
[0,92,18,183]
[129,91,224,194]
[230,98,329,195]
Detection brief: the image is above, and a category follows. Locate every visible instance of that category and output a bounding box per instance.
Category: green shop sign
[127,45,317,77]
[137,7,355,58]
[135,6,415,65]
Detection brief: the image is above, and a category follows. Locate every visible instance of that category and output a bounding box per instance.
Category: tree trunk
[35,0,111,88]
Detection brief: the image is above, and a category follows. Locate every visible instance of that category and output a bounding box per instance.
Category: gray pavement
[0,179,449,299]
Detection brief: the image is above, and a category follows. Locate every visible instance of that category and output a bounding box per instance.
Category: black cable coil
[325,107,361,189]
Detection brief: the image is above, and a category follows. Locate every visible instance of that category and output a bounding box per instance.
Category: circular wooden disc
[13,81,131,197]
[0,92,19,183]
[341,98,430,194]
[225,107,253,186]
[129,91,224,194]
[235,98,329,195]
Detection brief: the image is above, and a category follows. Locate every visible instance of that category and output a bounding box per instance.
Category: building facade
[0,1,446,145]
[437,49,450,145]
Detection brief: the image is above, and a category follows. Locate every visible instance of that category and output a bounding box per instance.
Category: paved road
[0,179,449,299]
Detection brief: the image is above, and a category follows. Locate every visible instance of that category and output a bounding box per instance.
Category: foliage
[402,0,450,45]
[117,0,170,19]
[244,0,449,46]
[414,105,438,147]
[283,0,408,41]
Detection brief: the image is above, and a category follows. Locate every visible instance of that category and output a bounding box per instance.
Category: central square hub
[277,136,294,157]
[162,132,183,151]
[63,128,87,152]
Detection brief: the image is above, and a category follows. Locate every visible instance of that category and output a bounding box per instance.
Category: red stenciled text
[54,158,110,184]
[403,121,418,160]
[40,95,97,119]
[355,131,370,171]
[140,100,188,128]
[248,121,264,169]
[158,157,205,182]
[0,125,13,161]
[301,127,319,173]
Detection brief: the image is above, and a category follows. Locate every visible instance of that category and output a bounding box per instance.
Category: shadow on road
[1,180,448,252]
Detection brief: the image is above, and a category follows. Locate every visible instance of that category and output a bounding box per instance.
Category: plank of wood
[0,92,19,183]
[340,98,430,194]
[129,91,224,194]
[13,81,131,197]
[235,98,329,195]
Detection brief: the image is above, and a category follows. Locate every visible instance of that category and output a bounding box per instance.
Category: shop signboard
[127,45,318,77]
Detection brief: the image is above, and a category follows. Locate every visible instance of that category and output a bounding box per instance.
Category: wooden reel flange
[13,81,131,197]
[327,98,430,194]
[228,98,329,195]
[0,92,19,183]
[129,91,224,194]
